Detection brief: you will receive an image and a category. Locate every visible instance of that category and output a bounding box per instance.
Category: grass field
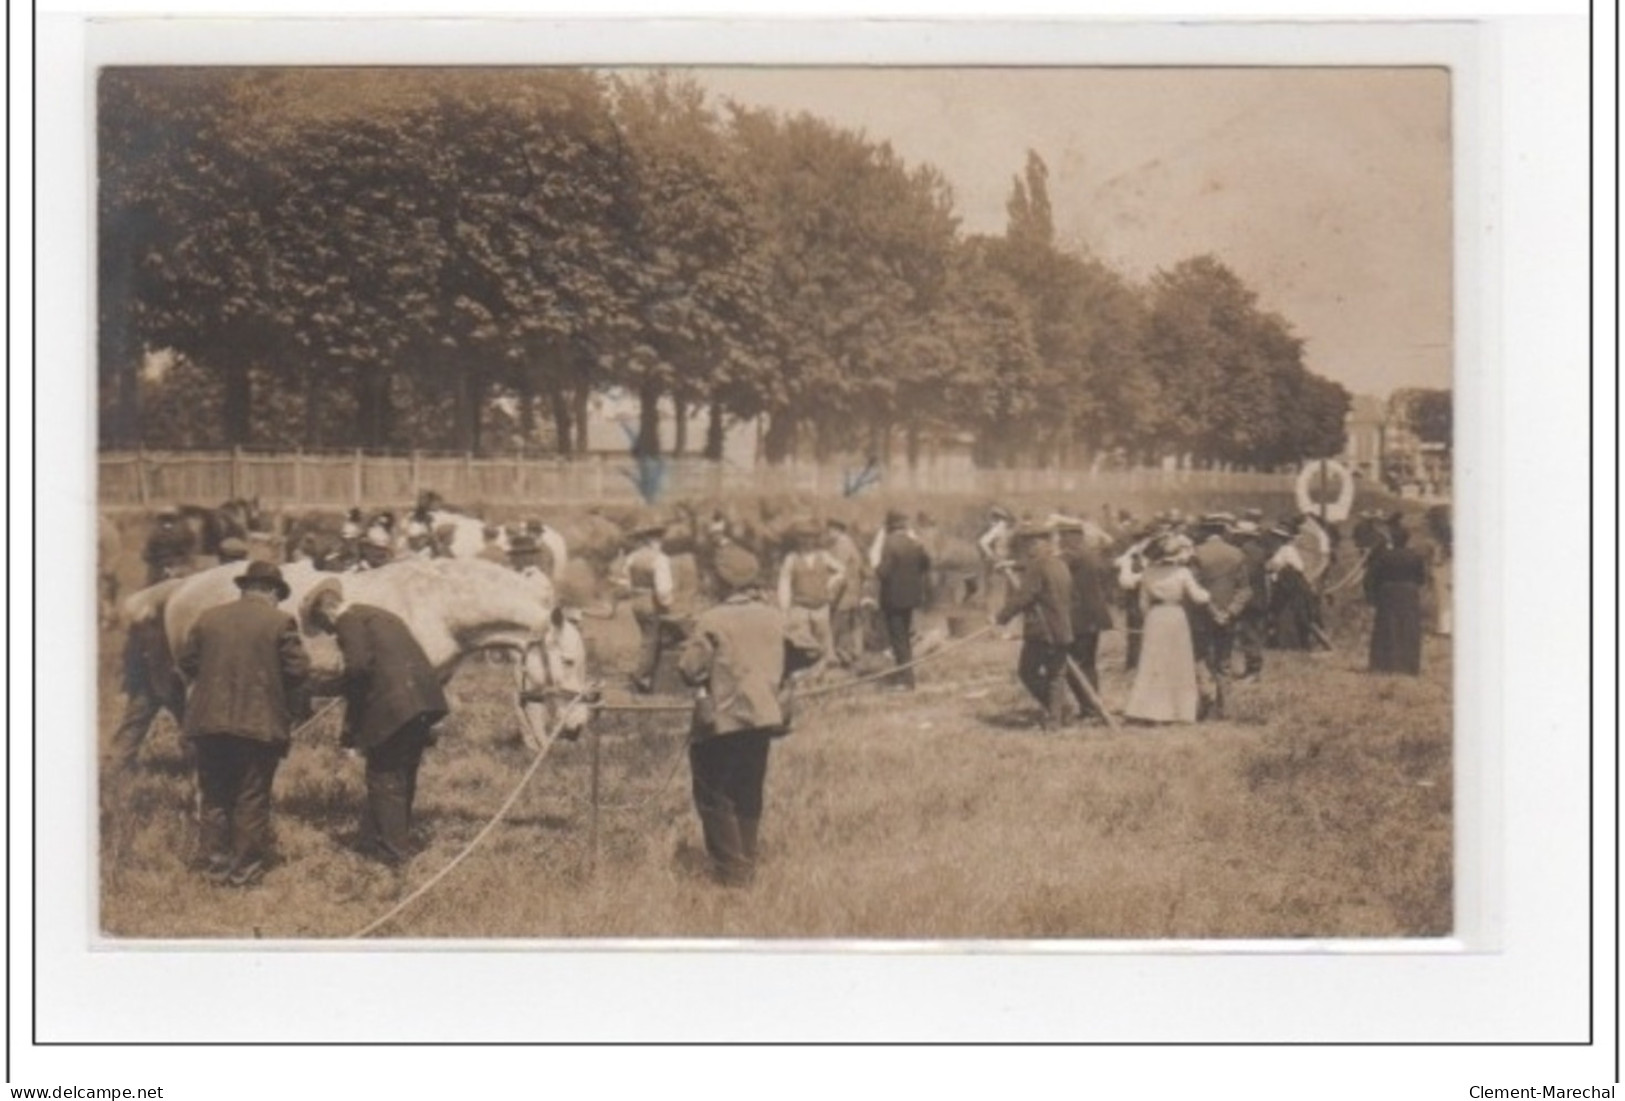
[97,538,1453,941]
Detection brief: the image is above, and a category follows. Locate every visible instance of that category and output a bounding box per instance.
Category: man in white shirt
[776,520,846,679]
[611,523,677,693]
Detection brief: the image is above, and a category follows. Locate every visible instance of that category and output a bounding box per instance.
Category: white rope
[348,695,576,940]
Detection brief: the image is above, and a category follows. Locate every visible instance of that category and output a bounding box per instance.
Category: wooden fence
[97,448,1292,510]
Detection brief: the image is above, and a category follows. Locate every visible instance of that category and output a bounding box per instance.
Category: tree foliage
[99,71,1351,469]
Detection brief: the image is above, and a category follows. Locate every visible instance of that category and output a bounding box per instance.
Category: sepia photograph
[91,62,1458,943]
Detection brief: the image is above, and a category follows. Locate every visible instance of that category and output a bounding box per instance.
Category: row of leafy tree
[99,67,1351,468]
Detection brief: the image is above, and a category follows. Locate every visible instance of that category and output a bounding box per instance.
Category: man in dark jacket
[678,544,798,886]
[177,561,310,887]
[996,523,1074,728]
[872,510,932,690]
[1191,515,1253,717]
[1057,520,1114,723]
[303,578,450,866]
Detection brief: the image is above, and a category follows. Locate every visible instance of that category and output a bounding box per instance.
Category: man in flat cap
[176,561,310,887]
[678,544,801,886]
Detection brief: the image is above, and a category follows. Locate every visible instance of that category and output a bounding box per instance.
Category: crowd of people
[979,502,1440,731]
[114,492,1443,892]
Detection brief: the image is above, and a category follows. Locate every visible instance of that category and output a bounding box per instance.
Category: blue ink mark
[842,458,883,498]
[617,418,668,504]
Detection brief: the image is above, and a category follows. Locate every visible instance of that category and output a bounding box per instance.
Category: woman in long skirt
[1366,527,1429,674]
[1124,536,1212,724]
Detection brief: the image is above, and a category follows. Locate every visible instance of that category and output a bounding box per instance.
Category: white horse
[147,557,590,746]
[409,509,500,560]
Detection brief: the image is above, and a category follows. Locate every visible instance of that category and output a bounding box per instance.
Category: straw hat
[299,577,345,632]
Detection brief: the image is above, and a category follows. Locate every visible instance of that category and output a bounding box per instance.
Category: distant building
[1342,393,1387,482]
[1343,389,1450,499]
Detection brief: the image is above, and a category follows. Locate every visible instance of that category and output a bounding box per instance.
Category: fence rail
[97,448,1292,510]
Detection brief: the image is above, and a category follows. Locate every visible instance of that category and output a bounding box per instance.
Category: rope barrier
[337,618,1028,934]
[290,697,344,740]
[570,621,1005,817]
[1322,548,1374,597]
[348,694,577,940]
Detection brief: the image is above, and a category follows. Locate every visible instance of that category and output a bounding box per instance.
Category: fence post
[352,449,363,506]
[229,445,243,500]
[410,450,421,499]
[514,448,525,503]
[463,450,474,502]
[292,448,303,506]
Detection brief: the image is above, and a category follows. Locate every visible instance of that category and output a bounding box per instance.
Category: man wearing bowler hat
[873,509,932,691]
[176,561,311,887]
[303,577,450,866]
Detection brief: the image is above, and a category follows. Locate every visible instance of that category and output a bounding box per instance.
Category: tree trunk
[453,366,482,455]
[573,386,590,455]
[302,364,320,448]
[114,356,141,449]
[905,422,921,470]
[547,388,573,456]
[355,369,393,450]
[672,396,688,455]
[704,401,726,461]
[763,409,797,466]
[812,418,834,464]
[519,391,537,449]
[866,420,890,468]
[223,361,252,447]
[635,380,661,458]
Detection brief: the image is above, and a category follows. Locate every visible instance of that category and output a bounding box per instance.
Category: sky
[681,67,1453,399]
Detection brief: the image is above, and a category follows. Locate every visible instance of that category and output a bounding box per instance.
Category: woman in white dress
[1123,535,1212,724]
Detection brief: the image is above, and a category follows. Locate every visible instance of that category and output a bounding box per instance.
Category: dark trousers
[362,718,434,862]
[882,607,916,688]
[633,605,664,689]
[1066,631,1103,718]
[1200,617,1238,718]
[1235,611,1265,676]
[193,734,283,872]
[689,730,772,885]
[1017,639,1067,721]
[830,606,861,666]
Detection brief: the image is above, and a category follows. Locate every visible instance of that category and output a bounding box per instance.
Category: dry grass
[97,555,1453,941]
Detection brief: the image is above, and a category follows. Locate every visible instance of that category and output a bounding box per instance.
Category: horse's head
[517,606,596,746]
